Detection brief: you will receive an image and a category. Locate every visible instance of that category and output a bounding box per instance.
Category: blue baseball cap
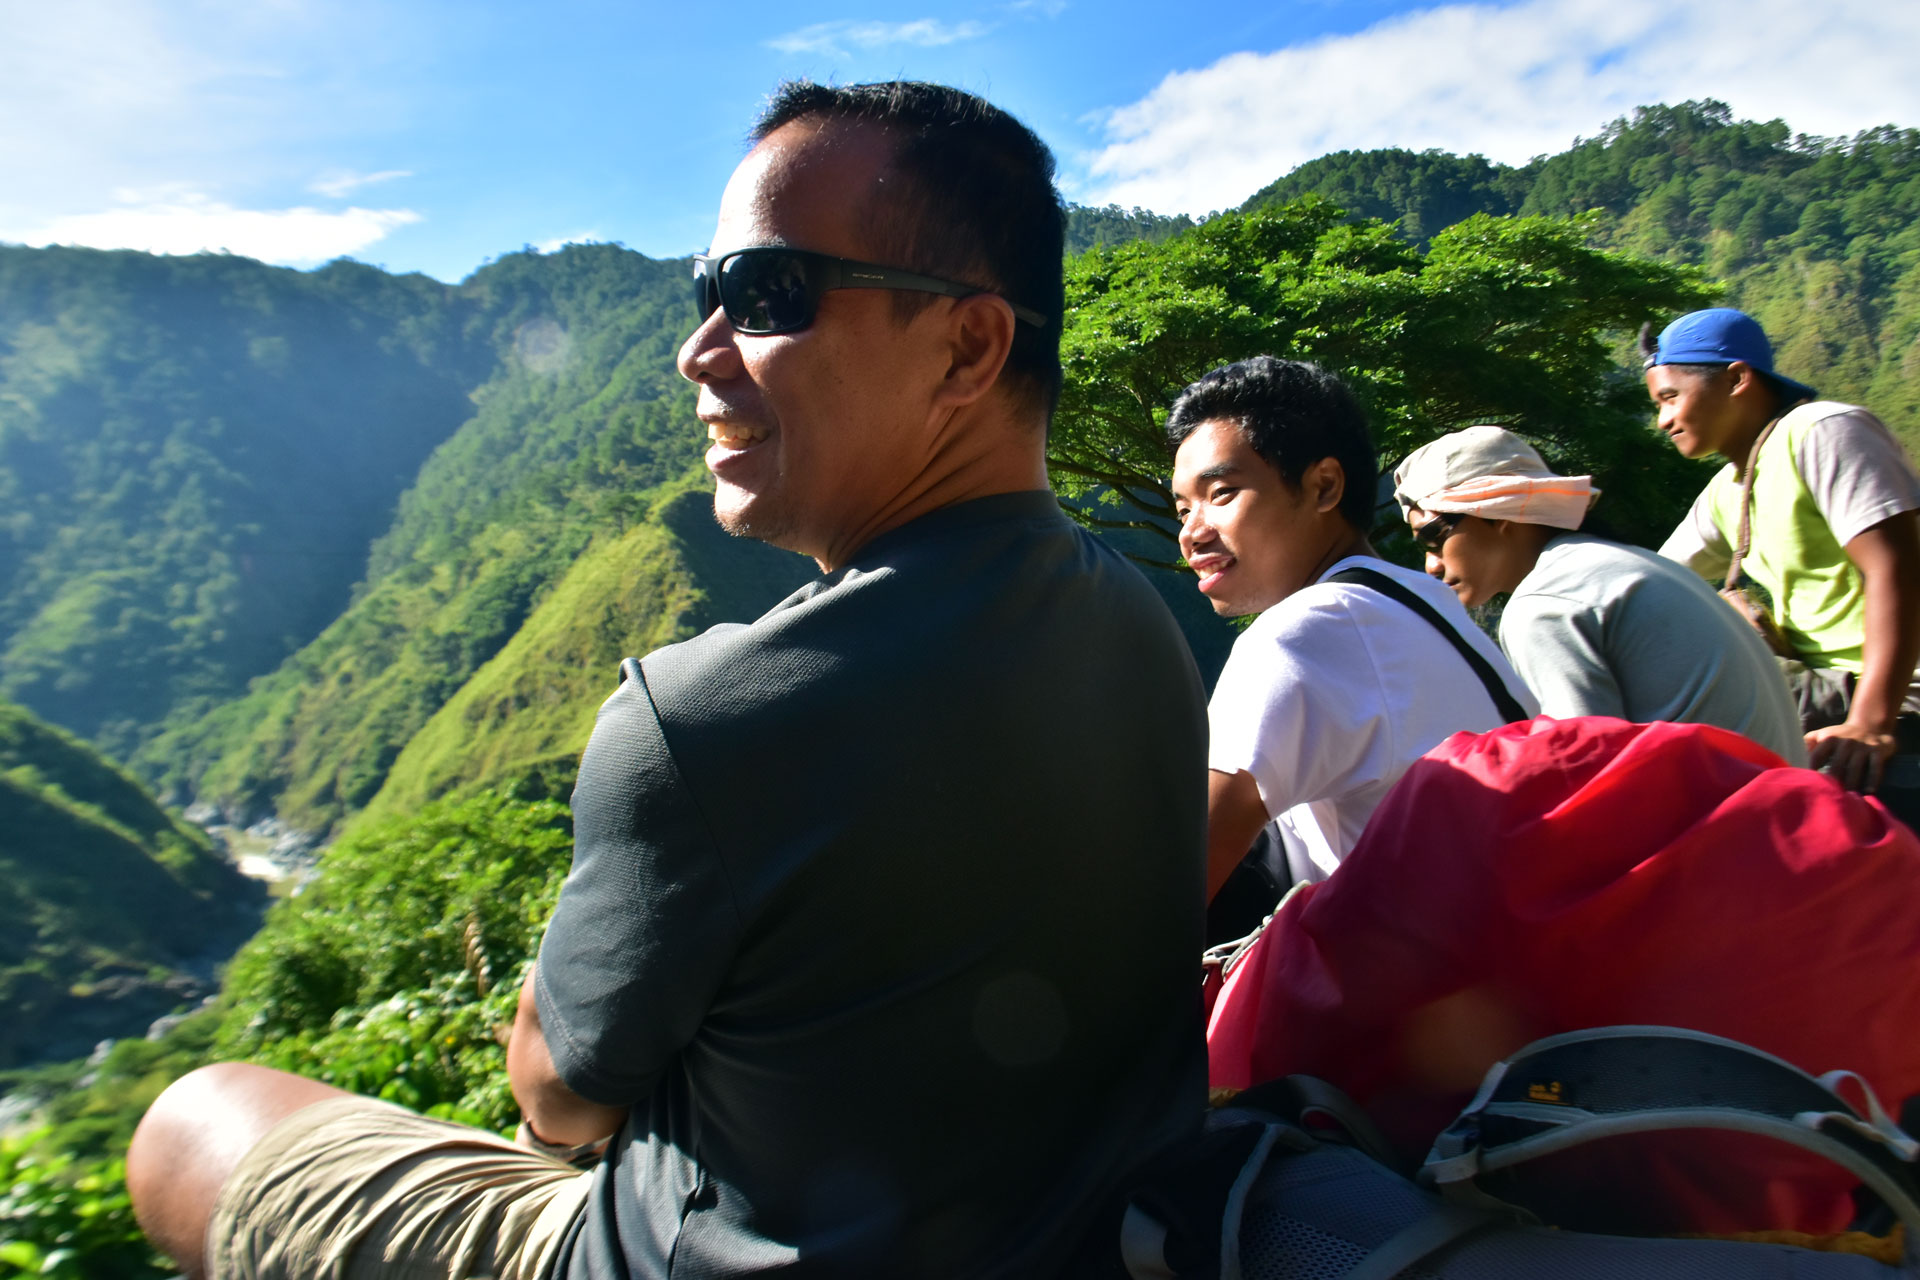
[1646,308,1818,404]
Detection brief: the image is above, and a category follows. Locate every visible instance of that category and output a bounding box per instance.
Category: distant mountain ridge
[1248,101,1920,445]
[2,101,1916,837]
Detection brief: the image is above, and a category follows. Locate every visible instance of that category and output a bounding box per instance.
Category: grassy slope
[358,479,814,826]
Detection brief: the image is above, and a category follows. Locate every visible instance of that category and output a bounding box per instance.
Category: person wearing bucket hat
[1644,307,1920,796]
[1393,426,1804,763]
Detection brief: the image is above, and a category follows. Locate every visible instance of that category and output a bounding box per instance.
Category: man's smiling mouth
[706,420,771,449]
[1188,553,1234,593]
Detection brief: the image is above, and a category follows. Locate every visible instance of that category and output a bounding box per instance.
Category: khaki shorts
[206,1095,593,1280]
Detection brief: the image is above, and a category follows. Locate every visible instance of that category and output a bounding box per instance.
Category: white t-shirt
[1207,556,1538,884]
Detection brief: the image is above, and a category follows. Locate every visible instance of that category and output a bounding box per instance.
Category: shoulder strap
[1725,411,1786,591]
[1420,1025,1920,1245]
[1327,567,1529,724]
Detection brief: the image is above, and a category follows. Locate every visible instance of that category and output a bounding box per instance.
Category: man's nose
[1177,510,1209,556]
[676,308,739,384]
[1424,550,1445,578]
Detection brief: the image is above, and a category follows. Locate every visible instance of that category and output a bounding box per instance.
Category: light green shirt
[1661,401,1920,674]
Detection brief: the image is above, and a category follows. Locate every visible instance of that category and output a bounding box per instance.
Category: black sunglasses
[1410,510,1464,552]
[693,247,1048,336]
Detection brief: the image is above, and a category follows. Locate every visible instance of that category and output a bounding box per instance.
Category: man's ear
[1725,360,1759,397]
[932,293,1017,410]
[1302,456,1347,516]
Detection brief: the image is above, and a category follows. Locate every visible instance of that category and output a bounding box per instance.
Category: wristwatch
[515,1120,612,1169]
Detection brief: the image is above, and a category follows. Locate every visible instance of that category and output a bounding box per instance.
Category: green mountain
[6,105,1919,840]
[130,245,822,832]
[1247,148,1529,241]
[0,697,261,1067]
[1246,101,1920,448]
[0,249,491,759]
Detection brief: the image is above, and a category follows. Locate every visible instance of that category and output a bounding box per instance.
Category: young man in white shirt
[1169,357,1536,902]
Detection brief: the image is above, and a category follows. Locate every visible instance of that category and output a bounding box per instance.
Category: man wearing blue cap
[1645,307,1920,798]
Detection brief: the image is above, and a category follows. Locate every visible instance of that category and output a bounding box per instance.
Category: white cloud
[0,2,423,255]
[766,18,992,57]
[1082,0,1920,215]
[310,169,414,199]
[535,231,603,253]
[1,191,422,267]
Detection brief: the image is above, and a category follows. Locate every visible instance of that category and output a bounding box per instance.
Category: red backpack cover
[1206,716,1920,1235]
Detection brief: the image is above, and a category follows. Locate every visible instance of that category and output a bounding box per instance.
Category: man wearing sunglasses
[1392,425,1804,763]
[130,82,1208,1280]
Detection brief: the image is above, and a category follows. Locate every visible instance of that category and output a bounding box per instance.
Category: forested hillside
[0,250,491,758]
[1248,101,1920,447]
[134,246,816,833]
[0,698,261,1067]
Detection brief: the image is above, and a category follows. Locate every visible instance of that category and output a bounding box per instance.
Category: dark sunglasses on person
[693,247,1048,336]
[1411,510,1464,552]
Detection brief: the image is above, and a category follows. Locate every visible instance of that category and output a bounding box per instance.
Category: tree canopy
[1046,199,1716,561]
[1258,101,1920,450]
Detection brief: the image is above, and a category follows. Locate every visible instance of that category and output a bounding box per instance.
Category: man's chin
[713,489,787,546]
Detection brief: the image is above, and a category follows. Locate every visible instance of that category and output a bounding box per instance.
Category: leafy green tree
[2,792,572,1277]
[1047,199,1716,560]
[216,790,573,1128]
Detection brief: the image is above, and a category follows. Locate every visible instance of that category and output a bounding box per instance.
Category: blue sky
[3,0,1917,283]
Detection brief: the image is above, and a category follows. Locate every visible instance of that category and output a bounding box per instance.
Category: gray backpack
[1121,1027,1920,1280]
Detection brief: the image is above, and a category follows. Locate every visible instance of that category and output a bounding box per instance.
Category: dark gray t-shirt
[536,490,1209,1279]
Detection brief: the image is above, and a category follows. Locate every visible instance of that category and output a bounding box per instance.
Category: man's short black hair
[753,80,1066,422]
[1166,357,1378,529]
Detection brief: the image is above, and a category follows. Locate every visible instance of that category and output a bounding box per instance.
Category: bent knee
[132,1063,345,1194]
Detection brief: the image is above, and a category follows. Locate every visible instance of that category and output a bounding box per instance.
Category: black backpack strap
[1326,567,1529,724]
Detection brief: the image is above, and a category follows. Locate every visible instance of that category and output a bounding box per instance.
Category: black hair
[1166,357,1378,529]
[753,81,1066,421]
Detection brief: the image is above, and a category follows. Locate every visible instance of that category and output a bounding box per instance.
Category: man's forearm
[507,965,629,1146]
[1848,516,1920,735]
